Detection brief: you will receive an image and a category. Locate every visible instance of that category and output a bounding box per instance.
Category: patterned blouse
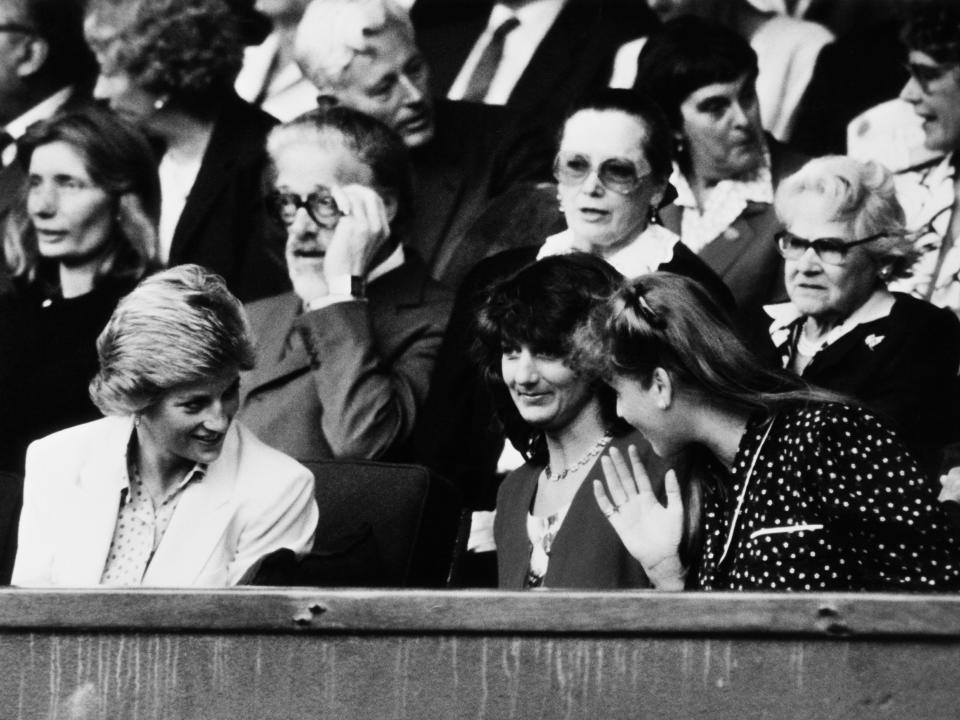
[696,402,960,591]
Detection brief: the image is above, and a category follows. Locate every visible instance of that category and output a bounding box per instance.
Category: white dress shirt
[447,0,567,105]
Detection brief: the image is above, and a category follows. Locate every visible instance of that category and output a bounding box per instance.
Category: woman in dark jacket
[84,0,288,301]
[0,105,160,471]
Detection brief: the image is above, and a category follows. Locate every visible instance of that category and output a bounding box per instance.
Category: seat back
[301,459,462,587]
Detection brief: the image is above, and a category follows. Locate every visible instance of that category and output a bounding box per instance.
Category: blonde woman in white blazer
[12,265,318,587]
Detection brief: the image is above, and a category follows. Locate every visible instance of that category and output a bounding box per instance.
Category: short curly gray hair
[90,264,255,416]
[775,155,918,280]
[84,0,245,116]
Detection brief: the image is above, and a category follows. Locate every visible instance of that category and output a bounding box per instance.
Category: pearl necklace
[544,433,613,483]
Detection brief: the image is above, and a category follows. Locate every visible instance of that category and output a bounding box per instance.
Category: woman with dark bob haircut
[474,254,699,589]
[634,16,809,315]
[0,105,160,472]
[83,0,289,302]
[578,271,960,592]
[12,264,318,587]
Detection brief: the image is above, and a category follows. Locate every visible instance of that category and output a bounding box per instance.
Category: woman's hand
[593,444,686,590]
[939,466,960,505]
[323,184,392,282]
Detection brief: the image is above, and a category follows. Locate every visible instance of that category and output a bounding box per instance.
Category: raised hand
[322,184,392,281]
[593,444,686,589]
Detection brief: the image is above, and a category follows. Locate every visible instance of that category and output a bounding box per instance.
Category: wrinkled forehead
[336,20,417,82]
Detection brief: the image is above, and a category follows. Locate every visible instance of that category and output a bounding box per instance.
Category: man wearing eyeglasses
[0,0,95,224]
[893,0,960,317]
[237,107,453,463]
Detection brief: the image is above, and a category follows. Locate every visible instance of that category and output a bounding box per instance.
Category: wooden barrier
[1,589,959,719]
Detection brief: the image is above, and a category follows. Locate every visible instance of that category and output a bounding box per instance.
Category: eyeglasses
[904,60,959,94]
[775,230,887,265]
[266,189,341,226]
[553,152,650,195]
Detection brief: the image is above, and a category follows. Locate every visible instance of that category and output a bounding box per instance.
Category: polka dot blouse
[696,402,960,591]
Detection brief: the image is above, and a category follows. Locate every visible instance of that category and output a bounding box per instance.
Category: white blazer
[12,416,318,587]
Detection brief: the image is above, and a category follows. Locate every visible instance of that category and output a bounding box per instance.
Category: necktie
[461,15,520,103]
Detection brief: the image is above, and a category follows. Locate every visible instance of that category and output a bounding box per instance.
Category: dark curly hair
[85,0,246,117]
[903,0,960,64]
[473,253,632,464]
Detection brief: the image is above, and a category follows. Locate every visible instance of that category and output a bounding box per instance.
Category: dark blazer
[168,93,289,302]
[414,0,656,134]
[776,293,960,478]
[495,431,661,589]
[409,99,553,288]
[238,251,452,463]
[661,137,809,315]
[0,277,136,473]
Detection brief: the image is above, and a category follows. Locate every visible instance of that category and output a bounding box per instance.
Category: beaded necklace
[544,433,613,483]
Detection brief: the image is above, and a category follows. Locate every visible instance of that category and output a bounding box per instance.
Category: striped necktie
[461,15,520,103]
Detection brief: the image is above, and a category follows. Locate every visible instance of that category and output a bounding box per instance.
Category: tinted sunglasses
[266,189,341,226]
[553,152,650,195]
[775,230,887,265]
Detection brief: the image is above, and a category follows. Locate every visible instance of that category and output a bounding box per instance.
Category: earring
[134,413,141,428]
[647,205,661,226]
[153,96,168,111]
[878,266,893,281]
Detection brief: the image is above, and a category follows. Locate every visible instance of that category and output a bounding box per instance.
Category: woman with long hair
[475,254,699,589]
[578,271,960,591]
[0,105,160,471]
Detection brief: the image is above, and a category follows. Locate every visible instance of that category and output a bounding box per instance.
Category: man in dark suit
[412,0,655,134]
[294,0,552,288]
[238,107,452,462]
[0,0,95,221]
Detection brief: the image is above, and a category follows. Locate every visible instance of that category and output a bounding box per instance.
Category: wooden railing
[1,589,959,719]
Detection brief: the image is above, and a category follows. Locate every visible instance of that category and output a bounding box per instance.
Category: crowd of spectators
[0,0,958,593]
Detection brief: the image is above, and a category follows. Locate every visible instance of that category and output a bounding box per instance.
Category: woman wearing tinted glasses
[767,155,960,479]
[540,89,732,309]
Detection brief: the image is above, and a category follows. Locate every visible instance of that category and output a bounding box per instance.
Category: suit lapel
[58,419,132,585]
[411,138,464,269]
[242,293,312,398]
[697,210,762,279]
[142,425,239,586]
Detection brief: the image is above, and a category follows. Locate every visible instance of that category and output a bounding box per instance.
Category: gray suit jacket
[239,253,452,462]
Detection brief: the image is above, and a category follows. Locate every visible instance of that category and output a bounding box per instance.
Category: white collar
[368,244,405,284]
[5,87,73,140]
[538,224,678,278]
[765,288,896,353]
[488,0,566,31]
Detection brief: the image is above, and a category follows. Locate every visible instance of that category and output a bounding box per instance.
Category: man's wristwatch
[350,275,366,299]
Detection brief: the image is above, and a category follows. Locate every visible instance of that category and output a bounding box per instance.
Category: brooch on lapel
[721,227,740,242]
[864,334,885,350]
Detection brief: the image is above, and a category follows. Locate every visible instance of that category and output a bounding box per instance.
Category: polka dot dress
[696,402,960,591]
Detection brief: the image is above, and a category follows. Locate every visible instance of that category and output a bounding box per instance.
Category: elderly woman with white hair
[767,155,960,478]
[12,265,318,587]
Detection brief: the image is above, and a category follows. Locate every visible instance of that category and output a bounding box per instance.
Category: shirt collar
[765,288,896,355]
[5,87,73,140]
[368,243,404,284]
[489,0,566,31]
[670,152,774,211]
[538,223,678,277]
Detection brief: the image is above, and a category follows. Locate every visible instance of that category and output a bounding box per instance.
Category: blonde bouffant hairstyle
[90,264,255,416]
